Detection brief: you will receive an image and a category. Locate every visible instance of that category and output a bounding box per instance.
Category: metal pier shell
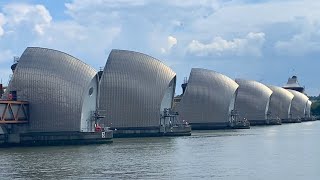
[5,47,97,132]
[305,100,312,118]
[287,90,309,119]
[99,49,176,129]
[235,79,273,121]
[177,68,239,124]
[267,85,294,120]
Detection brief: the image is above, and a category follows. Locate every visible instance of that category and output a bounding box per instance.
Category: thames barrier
[0,47,316,146]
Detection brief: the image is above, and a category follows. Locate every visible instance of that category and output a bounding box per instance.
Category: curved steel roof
[99,49,176,128]
[235,79,273,121]
[177,68,239,124]
[267,85,294,120]
[305,100,312,117]
[5,47,97,132]
[287,90,309,119]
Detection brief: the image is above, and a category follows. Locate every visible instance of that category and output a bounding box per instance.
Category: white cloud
[168,36,178,49]
[161,36,178,54]
[2,4,52,35]
[187,32,265,57]
[66,0,146,10]
[164,0,221,9]
[0,68,12,86]
[0,13,5,36]
[64,0,221,29]
[1,0,320,95]
[65,0,146,24]
[63,0,224,57]
[275,19,320,56]
[0,49,14,64]
[0,3,121,67]
[33,21,121,64]
[0,49,15,86]
[191,1,320,36]
[65,0,220,10]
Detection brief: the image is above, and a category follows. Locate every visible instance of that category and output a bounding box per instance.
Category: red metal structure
[0,100,29,124]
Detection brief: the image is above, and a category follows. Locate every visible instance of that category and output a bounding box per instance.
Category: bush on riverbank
[311,101,320,117]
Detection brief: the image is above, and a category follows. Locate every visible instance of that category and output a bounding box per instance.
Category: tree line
[309,95,320,116]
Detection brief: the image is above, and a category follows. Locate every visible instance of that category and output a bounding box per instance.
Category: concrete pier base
[163,125,192,136]
[301,117,317,122]
[249,119,281,126]
[266,119,282,125]
[282,118,301,123]
[189,121,250,130]
[0,130,113,147]
[230,120,250,129]
[190,122,230,130]
[111,125,191,138]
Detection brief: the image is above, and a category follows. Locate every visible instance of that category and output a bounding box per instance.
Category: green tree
[311,101,320,116]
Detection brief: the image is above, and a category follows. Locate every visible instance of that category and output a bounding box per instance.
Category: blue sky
[0,0,319,95]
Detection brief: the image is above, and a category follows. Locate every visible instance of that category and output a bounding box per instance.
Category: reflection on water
[1,121,320,180]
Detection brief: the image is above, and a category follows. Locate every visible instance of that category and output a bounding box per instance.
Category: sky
[0,0,320,95]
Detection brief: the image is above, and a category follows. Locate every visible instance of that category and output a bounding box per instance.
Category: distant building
[176,68,248,129]
[267,85,295,123]
[283,76,305,93]
[235,79,277,125]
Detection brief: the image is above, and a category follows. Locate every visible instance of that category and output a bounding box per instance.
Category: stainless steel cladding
[305,100,312,118]
[267,85,294,120]
[287,90,309,119]
[5,47,97,132]
[235,79,273,122]
[99,49,176,129]
[177,68,239,125]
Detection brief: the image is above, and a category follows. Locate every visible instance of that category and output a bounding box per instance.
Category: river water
[0,121,319,180]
